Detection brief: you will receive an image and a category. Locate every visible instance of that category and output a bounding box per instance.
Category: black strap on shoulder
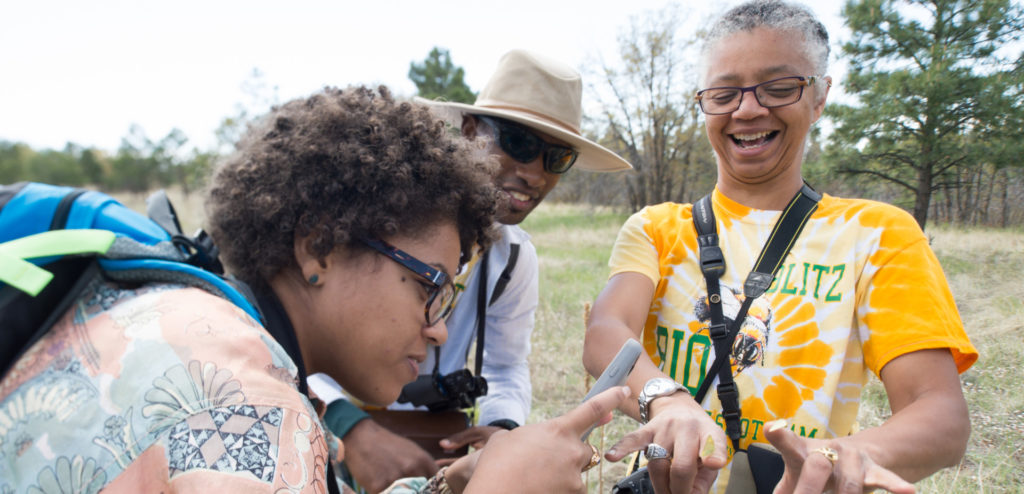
[2,187,95,377]
[432,248,493,379]
[489,243,519,306]
[694,184,820,451]
[434,243,512,398]
[258,290,341,494]
[256,291,309,397]
[49,188,88,230]
[473,250,489,377]
[145,190,226,274]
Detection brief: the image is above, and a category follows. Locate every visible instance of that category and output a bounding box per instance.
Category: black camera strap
[429,248,493,379]
[417,243,520,418]
[473,249,490,378]
[693,184,820,451]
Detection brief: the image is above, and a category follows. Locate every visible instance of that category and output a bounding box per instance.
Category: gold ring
[583,443,601,471]
[812,446,839,466]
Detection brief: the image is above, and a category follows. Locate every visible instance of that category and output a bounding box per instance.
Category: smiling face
[294,223,459,406]
[702,28,830,206]
[462,116,565,225]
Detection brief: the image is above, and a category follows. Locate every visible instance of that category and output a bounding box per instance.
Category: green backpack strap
[0,229,116,296]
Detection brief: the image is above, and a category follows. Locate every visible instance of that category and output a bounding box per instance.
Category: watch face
[645,378,677,396]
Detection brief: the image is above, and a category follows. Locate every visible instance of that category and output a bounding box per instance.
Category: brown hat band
[476,104,581,136]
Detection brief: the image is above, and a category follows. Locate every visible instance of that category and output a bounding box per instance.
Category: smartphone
[581,338,643,440]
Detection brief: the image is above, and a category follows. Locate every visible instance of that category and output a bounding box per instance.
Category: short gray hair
[700,0,830,86]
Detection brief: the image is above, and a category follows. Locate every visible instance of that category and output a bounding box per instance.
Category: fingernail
[607,447,618,457]
[620,386,630,397]
[768,419,788,432]
[700,436,715,460]
[440,440,451,447]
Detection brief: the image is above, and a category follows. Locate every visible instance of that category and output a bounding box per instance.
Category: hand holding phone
[581,339,643,440]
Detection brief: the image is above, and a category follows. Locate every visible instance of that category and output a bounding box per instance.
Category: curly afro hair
[205,85,499,291]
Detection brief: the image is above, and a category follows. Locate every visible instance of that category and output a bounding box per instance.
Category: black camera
[397,369,488,411]
[612,467,654,494]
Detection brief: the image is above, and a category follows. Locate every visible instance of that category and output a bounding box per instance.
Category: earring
[307,274,319,285]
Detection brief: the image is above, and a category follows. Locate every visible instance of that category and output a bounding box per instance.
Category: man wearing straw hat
[309,49,632,491]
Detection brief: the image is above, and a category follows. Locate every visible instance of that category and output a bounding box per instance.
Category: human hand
[605,393,728,494]
[343,419,438,493]
[441,425,502,453]
[433,426,502,467]
[764,420,916,494]
[463,386,630,494]
[437,449,480,493]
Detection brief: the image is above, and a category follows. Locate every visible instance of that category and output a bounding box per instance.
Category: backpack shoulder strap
[1,183,264,378]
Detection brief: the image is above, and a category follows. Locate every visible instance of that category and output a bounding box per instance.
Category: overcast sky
[1,0,848,153]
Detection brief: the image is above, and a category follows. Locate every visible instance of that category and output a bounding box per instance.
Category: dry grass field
[118,189,1021,492]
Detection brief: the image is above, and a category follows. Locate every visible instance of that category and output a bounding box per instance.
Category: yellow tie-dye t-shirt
[610,189,976,476]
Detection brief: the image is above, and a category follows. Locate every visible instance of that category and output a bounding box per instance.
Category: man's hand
[434,426,502,467]
[441,426,502,452]
[765,420,915,494]
[343,419,437,493]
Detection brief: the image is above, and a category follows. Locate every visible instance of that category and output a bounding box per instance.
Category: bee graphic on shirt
[694,287,773,374]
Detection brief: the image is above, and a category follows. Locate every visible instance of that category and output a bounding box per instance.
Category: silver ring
[645,442,672,461]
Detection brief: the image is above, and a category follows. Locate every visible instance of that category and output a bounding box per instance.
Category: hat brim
[415,97,633,172]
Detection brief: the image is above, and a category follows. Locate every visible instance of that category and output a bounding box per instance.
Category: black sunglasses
[475,115,579,174]
[360,237,456,327]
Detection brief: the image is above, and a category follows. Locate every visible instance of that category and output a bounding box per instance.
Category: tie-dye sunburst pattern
[607,188,976,493]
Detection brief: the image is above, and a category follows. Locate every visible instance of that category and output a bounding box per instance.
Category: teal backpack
[0,182,262,376]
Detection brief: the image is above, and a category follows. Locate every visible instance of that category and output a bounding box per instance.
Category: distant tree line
[553,0,1024,230]
[5,1,1023,229]
[0,69,275,198]
[0,126,215,197]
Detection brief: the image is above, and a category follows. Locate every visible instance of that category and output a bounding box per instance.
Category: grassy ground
[520,202,1023,493]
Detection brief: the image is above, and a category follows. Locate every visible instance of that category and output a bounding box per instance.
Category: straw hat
[416,49,632,172]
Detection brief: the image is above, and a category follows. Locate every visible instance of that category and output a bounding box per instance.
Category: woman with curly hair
[0,86,624,493]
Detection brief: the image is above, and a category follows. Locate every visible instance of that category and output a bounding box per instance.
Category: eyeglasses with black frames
[694,76,829,115]
[475,115,579,174]
[360,237,456,327]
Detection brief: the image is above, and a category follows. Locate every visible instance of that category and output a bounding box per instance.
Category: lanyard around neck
[692,184,821,449]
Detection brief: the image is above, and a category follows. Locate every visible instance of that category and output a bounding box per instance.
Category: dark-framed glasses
[475,115,579,174]
[361,237,456,327]
[694,76,828,115]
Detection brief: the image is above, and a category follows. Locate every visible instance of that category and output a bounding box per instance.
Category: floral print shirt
[0,280,338,493]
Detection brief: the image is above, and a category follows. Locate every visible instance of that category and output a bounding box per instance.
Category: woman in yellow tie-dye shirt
[583,2,976,494]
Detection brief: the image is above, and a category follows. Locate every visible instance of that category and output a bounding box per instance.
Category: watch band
[638,378,688,424]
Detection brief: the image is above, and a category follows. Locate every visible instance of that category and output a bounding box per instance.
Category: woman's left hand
[764,420,916,494]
